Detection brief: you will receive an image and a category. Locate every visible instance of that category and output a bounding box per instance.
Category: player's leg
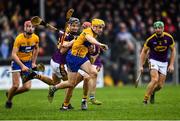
[50,59,62,84]
[52,73,61,85]
[31,60,60,85]
[150,73,166,104]
[80,61,98,109]
[59,71,88,110]
[77,70,90,110]
[49,65,73,92]
[48,61,69,98]
[48,64,74,103]
[82,75,89,100]
[80,65,102,105]
[88,79,102,105]
[150,61,167,104]
[88,65,102,105]
[5,72,20,108]
[21,66,55,85]
[60,71,78,110]
[48,80,74,103]
[143,69,159,104]
[34,74,55,85]
[13,81,31,95]
[60,72,88,110]
[60,53,91,110]
[80,61,98,86]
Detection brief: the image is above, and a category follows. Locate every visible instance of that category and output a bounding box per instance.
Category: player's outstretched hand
[100,44,108,51]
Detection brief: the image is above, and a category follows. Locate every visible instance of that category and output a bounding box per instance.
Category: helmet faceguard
[68,17,80,33]
[68,17,80,25]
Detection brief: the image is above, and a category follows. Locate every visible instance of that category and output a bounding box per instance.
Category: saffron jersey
[71,28,97,58]
[13,33,39,62]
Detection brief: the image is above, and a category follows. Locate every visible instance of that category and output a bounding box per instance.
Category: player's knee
[84,75,90,81]
[12,84,19,89]
[53,80,60,85]
[68,82,76,88]
[23,84,31,91]
[90,70,98,78]
[151,77,158,83]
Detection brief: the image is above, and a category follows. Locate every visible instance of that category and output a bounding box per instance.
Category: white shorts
[78,65,97,77]
[149,59,168,75]
[50,59,67,78]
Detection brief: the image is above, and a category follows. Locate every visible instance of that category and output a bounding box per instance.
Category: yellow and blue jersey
[71,28,97,58]
[66,28,97,72]
[13,33,39,62]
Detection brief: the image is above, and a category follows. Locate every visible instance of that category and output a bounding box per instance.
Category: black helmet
[68,17,80,25]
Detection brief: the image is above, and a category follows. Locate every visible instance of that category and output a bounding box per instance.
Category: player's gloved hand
[32,63,45,72]
[32,63,37,69]
[88,45,96,54]
[100,44,108,51]
[21,65,29,72]
[96,66,101,72]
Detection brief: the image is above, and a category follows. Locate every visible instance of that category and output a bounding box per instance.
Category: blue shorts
[11,61,32,76]
[66,51,88,72]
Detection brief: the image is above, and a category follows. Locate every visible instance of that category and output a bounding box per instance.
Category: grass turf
[0,85,180,120]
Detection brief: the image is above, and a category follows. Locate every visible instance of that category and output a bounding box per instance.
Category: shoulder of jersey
[32,33,39,40]
[146,33,156,42]
[163,32,174,39]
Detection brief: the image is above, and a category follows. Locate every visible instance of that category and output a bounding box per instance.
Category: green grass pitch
[0,85,180,120]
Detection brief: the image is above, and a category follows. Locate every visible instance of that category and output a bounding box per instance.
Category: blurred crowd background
[0,0,179,86]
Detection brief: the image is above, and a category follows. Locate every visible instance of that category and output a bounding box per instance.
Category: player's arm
[12,37,29,71]
[32,39,39,68]
[85,34,108,50]
[62,39,75,48]
[168,44,176,72]
[139,46,149,72]
[60,39,75,54]
[11,47,29,72]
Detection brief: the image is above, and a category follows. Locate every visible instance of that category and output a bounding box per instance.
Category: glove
[32,63,45,72]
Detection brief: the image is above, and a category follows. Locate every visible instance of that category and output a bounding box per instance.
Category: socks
[52,86,57,92]
[89,95,95,100]
[144,94,149,101]
[63,102,69,107]
[82,98,87,102]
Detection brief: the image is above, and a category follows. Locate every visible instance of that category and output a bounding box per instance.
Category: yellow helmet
[91,19,105,27]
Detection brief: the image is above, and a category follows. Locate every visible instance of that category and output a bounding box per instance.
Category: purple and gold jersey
[144,32,175,62]
[51,32,76,64]
[13,33,39,62]
[88,45,102,68]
